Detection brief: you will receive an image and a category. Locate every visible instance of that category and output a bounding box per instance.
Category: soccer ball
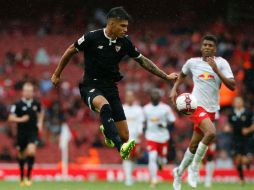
[176,93,197,115]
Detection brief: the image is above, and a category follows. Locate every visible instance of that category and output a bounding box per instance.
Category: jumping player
[170,34,235,190]
[51,7,177,159]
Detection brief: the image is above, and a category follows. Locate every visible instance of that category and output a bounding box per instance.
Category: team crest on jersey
[115,45,121,52]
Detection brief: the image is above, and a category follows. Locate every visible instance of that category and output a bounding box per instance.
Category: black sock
[26,156,35,180]
[100,104,123,151]
[237,164,244,181]
[18,157,26,181]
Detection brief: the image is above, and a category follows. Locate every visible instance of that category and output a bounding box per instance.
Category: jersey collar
[103,28,117,46]
[21,98,33,106]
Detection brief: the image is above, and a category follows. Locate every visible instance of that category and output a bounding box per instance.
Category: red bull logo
[198,72,215,80]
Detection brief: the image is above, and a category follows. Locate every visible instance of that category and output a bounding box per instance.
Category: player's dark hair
[202,34,218,46]
[107,6,132,21]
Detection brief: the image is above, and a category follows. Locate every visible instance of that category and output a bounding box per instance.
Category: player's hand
[37,122,43,132]
[169,89,177,106]
[206,57,218,73]
[167,72,178,81]
[242,127,250,135]
[51,73,61,87]
[20,115,29,122]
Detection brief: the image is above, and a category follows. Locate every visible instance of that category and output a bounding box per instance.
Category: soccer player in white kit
[170,35,236,190]
[122,91,144,186]
[144,89,176,187]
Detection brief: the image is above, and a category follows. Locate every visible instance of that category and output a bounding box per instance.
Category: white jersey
[144,102,176,143]
[123,104,144,143]
[182,57,234,113]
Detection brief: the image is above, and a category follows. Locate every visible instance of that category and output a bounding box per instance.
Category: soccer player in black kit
[226,96,254,184]
[8,82,44,186]
[51,7,178,159]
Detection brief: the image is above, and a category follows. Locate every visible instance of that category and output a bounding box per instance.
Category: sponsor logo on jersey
[198,72,215,80]
[97,45,104,49]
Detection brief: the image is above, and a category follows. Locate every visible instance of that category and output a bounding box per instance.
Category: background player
[170,35,236,190]
[8,82,44,186]
[122,90,144,186]
[224,96,254,184]
[144,89,176,187]
[51,7,178,160]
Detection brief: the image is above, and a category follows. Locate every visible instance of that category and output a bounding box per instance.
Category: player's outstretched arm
[169,72,187,105]
[51,44,78,86]
[135,55,178,81]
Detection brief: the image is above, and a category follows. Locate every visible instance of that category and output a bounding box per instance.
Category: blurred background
[0,0,254,182]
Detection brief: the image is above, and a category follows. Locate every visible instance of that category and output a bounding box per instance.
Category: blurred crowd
[0,8,254,166]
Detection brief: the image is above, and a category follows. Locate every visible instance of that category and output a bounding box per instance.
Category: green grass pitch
[0,181,253,190]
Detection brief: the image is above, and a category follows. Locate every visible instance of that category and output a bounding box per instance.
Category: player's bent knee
[205,130,216,142]
[92,96,109,111]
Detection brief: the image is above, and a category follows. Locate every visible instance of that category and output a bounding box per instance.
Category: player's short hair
[107,6,132,21]
[22,82,34,89]
[202,34,218,46]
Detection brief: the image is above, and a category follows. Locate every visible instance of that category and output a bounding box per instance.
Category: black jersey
[74,28,141,82]
[10,99,41,134]
[228,108,254,140]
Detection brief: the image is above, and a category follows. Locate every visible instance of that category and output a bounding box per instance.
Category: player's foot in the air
[24,179,32,186]
[187,165,198,188]
[120,139,135,160]
[100,125,115,148]
[173,167,182,190]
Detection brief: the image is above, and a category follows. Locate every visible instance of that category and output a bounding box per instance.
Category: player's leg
[92,95,123,151]
[191,118,215,168]
[17,136,27,186]
[25,143,37,185]
[123,147,136,186]
[188,118,215,188]
[115,120,129,143]
[173,131,202,190]
[235,154,244,184]
[204,154,215,187]
[157,141,168,171]
[147,141,159,187]
[17,151,26,186]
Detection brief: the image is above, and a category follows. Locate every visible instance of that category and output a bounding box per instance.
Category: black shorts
[16,132,39,152]
[233,139,249,155]
[79,79,126,122]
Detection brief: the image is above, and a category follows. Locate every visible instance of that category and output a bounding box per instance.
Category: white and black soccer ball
[176,93,197,115]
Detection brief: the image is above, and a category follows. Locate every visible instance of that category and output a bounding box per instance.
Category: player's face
[233,97,244,109]
[112,19,128,38]
[125,91,135,105]
[22,84,34,100]
[201,40,216,58]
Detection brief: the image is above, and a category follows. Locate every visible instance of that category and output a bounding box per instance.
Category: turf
[0,181,253,190]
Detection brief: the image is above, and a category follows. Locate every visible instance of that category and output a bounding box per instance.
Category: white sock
[205,161,215,185]
[148,151,158,181]
[123,160,133,183]
[192,142,208,169]
[178,148,195,176]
